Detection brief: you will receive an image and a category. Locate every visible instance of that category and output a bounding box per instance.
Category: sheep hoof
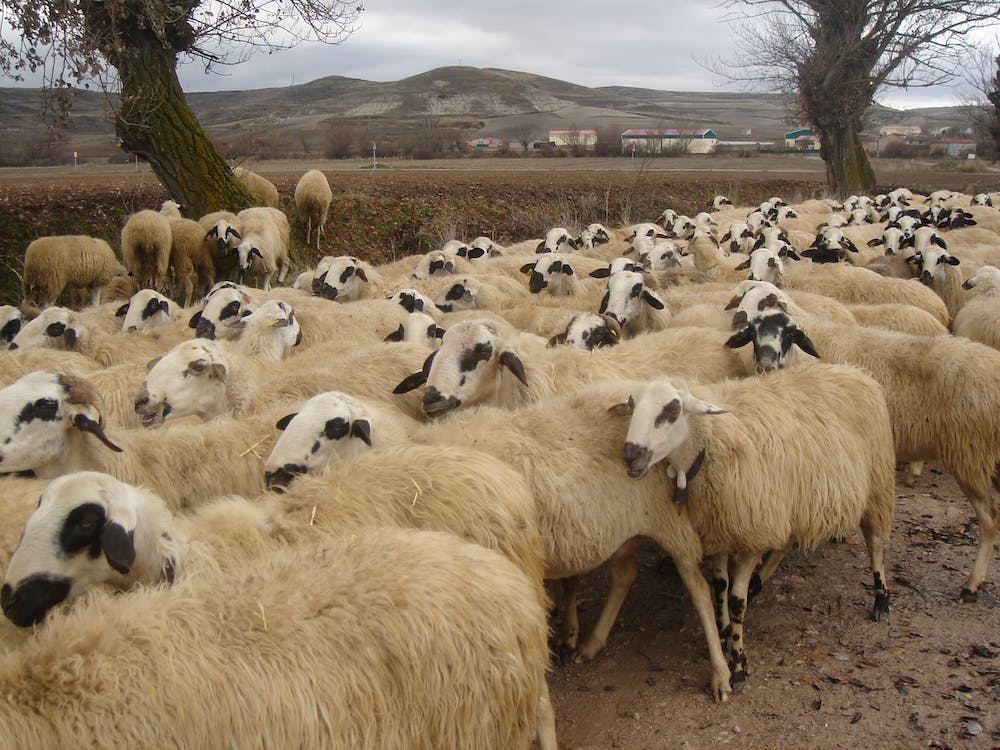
[959,587,978,604]
[747,572,763,603]
[556,644,577,666]
[729,671,747,694]
[870,592,890,622]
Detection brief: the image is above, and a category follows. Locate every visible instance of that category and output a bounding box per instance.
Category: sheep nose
[623,442,651,479]
[920,270,933,285]
[528,272,546,293]
[422,388,460,418]
[0,584,16,614]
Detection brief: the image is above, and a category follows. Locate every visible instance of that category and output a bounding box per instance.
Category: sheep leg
[576,536,642,662]
[958,484,1000,602]
[748,545,791,603]
[535,682,558,750]
[672,555,732,702]
[88,286,101,308]
[902,461,924,487]
[555,576,580,665]
[708,554,730,642]
[725,554,757,693]
[277,257,290,284]
[860,514,892,621]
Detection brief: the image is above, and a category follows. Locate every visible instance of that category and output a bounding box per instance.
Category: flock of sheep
[1,166,1000,747]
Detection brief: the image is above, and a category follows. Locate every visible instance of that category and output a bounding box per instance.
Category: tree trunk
[112,33,257,218]
[816,121,876,196]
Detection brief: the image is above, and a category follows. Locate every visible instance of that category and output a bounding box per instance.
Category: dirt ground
[548,462,1000,750]
[1,159,998,749]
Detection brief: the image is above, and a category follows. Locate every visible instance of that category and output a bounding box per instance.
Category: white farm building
[620,128,718,155]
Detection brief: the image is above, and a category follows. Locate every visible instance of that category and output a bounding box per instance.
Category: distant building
[879,124,922,136]
[548,129,597,148]
[784,129,819,150]
[620,128,718,154]
[467,137,502,148]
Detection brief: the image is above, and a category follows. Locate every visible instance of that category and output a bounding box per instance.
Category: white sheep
[536,226,579,253]
[545,312,621,350]
[611,364,895,687]
[121,209,172,290]
[414,380,732,699]
[910,226,964,318]
[22,235,127,308]
[9,306,80,351]
[383,311,444,348]
[294,168,333,249]
[952,266,1000,350]
[0,306,24,344]
[520,253,606,297]
[158,199,183,220]
[235,299,302,361]
[233,207,291,290]
[728,310,1000,601]
[115,289,179,332]
[0,371,275,507]
[468,235,504,260]
[0,486,554,749]
[311,255,381,301]
[189,283,254,340]
[233,165,279,207]
[598,269,671,336]
[394,317,751,416]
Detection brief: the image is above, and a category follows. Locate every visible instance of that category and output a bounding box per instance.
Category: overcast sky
[4,1,992,109]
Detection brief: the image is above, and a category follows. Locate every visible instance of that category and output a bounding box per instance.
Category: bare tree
[0,0,363,215]
[719,0,1000,194]
[964,45,1000,161]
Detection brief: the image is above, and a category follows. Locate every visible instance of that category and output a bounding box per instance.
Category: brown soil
[1,158,998,749]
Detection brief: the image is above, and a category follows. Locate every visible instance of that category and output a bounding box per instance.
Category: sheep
[520,253,606,297]
[0,498,554,749]
[22,235,127,308]
[233,165,279,207]
[0,306,24,344]
[0,371,274,507]
[952,266,1000,350]
[188,283,254,340]
[115,289,179,332]
[637,240,689,272]
[293,168,333,249]
[689,231,746,282]
[598,269,671,336]
[121,209,172,290]
[233,207,291,290]
[158,199,183,220]
[536,226,579,253]
[9,306,79,351]
[972,193,994,207]
[802,225,860,264]
[312,255,382,301]
[719,222,756,255]
[200,214,242,282]
[727,311,1000,601]
[234,300,302,362]
[468,235,504,260]
[165,217,216,307]
[410,250,466,280]
[137,337,428,423]
[711,195,734,211]
[545,312,621,350]
[383,311,444,348]
[414,380,732,699]
[845,303,949,337]
[780,263,950,325]
[386,288,443,317]
[394,317,751,417]
[577,223,612,250]
[430,275,531,313]
[611,364,895,686]
[910,227,965,318]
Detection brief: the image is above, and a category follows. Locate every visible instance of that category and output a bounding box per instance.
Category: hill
[0,66,977,164]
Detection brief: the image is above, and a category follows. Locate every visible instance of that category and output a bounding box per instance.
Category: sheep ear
[188,311,202,328]
[519,262,535,275]
[350,419,372,447]
[945,255,960,266]
[250,247,263,260]
[724,327,753,349]
[793,328,821,359]
[783,248,801,261]
[115,302,130,317]
[589,267,611,278]
[355,267,368,282]
[393,371,426,394]
[101,520,136,575]
[275,413,298,431]
[209,363,227,381]
[499,351,528,385]
[383,324,405,343]
[64,328,78,348]
[535,241,546,254]
[866,237,883,247]
[562,264,574,276]
[681,394,726,415]
[723,295,741,311]
[145,355,163,372]
[607,396,634,417]
[642,290,665,310]
[547,332,567,348]
[734,258,751,271]
[45,321,66,337]
[598,290,610,314]
[433,326,445,339]
[71,413,123,452]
